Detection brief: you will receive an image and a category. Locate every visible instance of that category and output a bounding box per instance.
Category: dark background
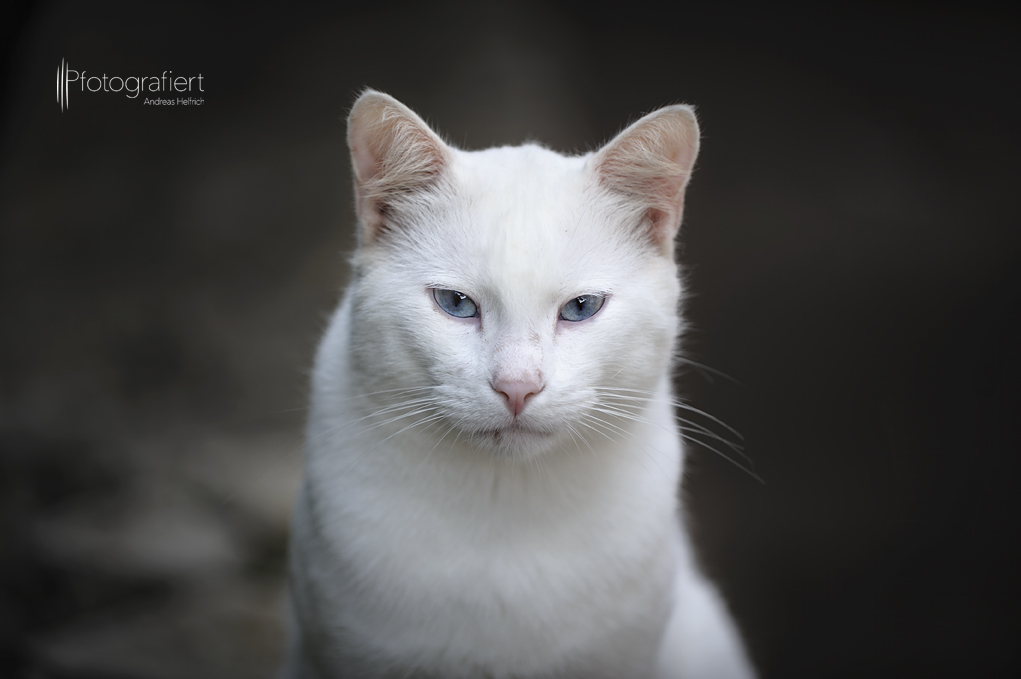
[2,2,1019,677]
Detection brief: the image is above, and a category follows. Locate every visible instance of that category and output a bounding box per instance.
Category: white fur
[284,91,756,678]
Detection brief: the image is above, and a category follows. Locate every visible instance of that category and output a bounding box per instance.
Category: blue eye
[433,289,479,318]
[560,294,605,322]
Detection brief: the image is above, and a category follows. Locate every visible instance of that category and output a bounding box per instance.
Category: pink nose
[493,378,543,417]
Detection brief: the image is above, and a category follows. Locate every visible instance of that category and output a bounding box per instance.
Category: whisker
[581,411,671,464]
[315,393,458,458]
[311,396,436,438]
[424,419,463,462]
[363,407,443,439]
[343,411,445,474]
[578,413,666,478]
[317,401,443,446]
[577,413,618,445]
[681,433,764,484]
[564,420,596,457]
[345,385,443,403]
[591,385,759,480]
[675,418,753,465]
[588,399,745,454]
[675,357,743,386]
[379,413,446,445]
[671,402,745,443]
[594,387,745,442]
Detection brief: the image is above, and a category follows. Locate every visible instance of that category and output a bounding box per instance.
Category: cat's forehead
[440,145,626,304]
[453,145,589,225]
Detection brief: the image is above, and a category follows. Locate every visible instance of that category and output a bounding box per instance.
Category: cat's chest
[301,460,679,676]
[323,460,637,574]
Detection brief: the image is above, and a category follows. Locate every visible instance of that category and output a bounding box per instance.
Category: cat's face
[343,92,698,460]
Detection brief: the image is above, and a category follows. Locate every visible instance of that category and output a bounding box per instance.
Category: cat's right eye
[433,288,479,318]
[559,294,605,322]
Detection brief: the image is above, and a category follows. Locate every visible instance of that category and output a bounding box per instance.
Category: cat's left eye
[433,288,479,318]
[559,294,605,322]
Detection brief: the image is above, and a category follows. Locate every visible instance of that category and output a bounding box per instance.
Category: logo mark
[57,58,68,111]
[56,60,205,110]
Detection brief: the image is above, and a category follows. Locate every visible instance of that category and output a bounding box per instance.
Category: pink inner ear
[594,107,700,252]
[347,93,450,242]
[352,139,382,186]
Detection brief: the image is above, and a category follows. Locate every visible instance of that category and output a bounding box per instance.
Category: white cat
[284,90,756,679]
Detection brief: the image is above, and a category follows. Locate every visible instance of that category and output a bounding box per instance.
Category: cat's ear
[347,90,452,243]
[592,105,700,254]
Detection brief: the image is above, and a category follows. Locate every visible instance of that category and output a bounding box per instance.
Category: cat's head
[342,90,699,460]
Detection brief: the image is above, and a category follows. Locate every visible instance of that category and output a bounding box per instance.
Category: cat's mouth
[471,421,557,456]
[493,422,552,438]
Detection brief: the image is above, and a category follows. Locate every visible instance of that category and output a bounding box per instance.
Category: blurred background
[1,1,1019,677]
